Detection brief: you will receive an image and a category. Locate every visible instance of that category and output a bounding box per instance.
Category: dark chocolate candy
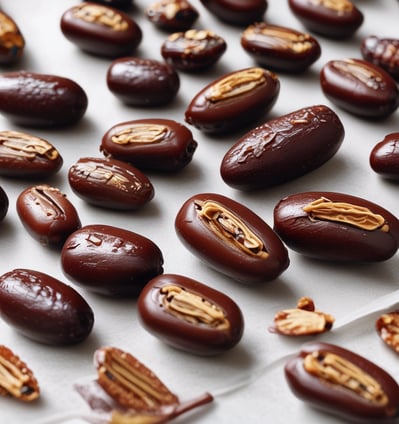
[0,130,63,178]
[288,0,363,39]
[285,342,399,422]
[0,269,94,345]
[84,0,133,10]
[0,186,8,223]
[16,185,81,247]
[107,57,180,106]
[370,133,399,180]
[0,11,25,65]
[240,22,321,73]
[320,58,399,119]
[199,0,267,26]
[61,2,142,58]
[185,67,280,134]
[146,0,199,32]
[61,224,164,297]
[68,156,154,210]
[137,273,244,355]
[0,71,88,127]
[361,36,399,81]
[100,118,197,172]
[220,105,344,190]
[273,191,399,262]
[161,29,226,72]
[175,192,289,284]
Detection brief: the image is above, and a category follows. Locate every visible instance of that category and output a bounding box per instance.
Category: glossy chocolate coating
[0,11,25,65]
[0,186,8,222]
[175,193,290,284]
[370,133,399,180]
[273,191,399,262]
[0,269,94,345]
[240,23,321,73]
[146,0,199,32]
[137,274,244,355]
[288,0,363,39]
[0,71,88,127]
[161,29,226,72]
[0,130,63,178]
[107,57,180,106]
[61,3,142,58]
[61,224,164,296]
[185,67,280,134]
[16,185,81,247]
[101,118,197,172]
[83,0,133,10]
[361,36,399,81]
[320,58,399,119]
[221,105,344,190]
[68,157,154,210]
[285,342,399,422]
[199,0,267,26]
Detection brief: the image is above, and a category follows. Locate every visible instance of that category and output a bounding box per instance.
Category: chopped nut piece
[376,311,399,353]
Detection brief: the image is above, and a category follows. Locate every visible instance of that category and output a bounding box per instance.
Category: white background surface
[1,0,399,423]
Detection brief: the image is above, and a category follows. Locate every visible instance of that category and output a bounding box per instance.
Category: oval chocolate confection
[320,58,399,119]
[61,2,142,58]
[0,130,63,178]
[146,0,199,32]
[285,342,399,422]
[220,105,344,190]
[61,224,164,296]
[0,269,94,345]
[361,36,399,81]
[0,186,8,223]
[370,133,399,180]
[68,156,154,210]
[175,193,290,284]
[137,274,244,355]
[273,191,399,262]
[101,118,198,172]
[0,11,25,65]
[16,184,81,247]
[161,29,227,72]
[199,0,267,26]
[240,22,321,73]
[107,57,180,106]
[288,0,363,39]
[0,71,88,127]
[185,67,280,134]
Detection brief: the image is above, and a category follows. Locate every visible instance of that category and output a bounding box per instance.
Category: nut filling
[73,5,129,31]
[0,13,24,49]
[304,350,389,406]
[160,285,230,329]
[206,68,266,103]
[303,197,389,232]
[310,0,354,13]
[111,124,169,145]
[195,200,269,258]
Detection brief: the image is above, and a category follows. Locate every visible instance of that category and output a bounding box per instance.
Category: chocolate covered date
[185,67,280,134]
[199,0,267,26]
[288,0,363,39]
[68,157,154,210]
[0,11,25,65]
[101,118,197,172]
[370,133,399,180]
[0,269,94,345]
[320,59,399,119]
[240,23,321,73]
[285,342,399,422]
[175,193,289,284]
[0,130,63,178]
[107,57,180,106]
[61,224,164,296]
[0,71,88,127]
[0,186,8,223]
[61,3,142,58]
[273,191,399,262]
[221,105,344,190]
[16,185,81,247]
[137,274,244,355]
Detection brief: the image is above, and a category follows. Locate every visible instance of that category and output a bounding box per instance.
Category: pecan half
[310,0,354,13]
[376,311,399,353]
[0,345,39,402]
[111,125,169,145]
[271,297,334,336]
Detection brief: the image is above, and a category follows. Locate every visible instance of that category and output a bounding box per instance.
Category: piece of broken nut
[376,311,399,354]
